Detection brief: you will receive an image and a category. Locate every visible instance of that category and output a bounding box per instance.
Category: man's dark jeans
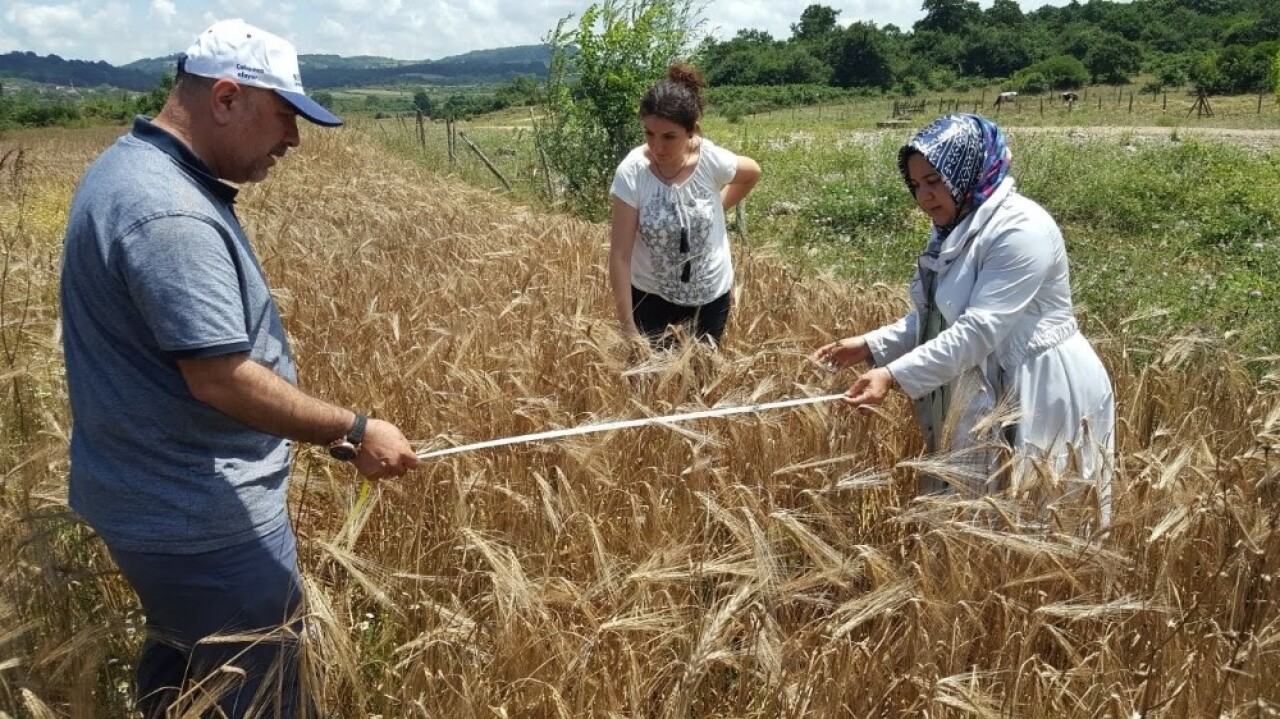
[109,520,308,718]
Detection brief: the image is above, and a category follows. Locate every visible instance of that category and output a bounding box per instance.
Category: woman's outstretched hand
[811,336,871,371]
[843,367,895,407]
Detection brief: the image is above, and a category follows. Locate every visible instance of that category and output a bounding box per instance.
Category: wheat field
[1,125,1278,717]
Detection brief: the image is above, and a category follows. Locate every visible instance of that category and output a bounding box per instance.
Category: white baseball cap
[180,18,341,127]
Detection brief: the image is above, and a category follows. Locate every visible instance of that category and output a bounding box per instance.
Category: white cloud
[316,16,349,41]
[316,0,376,12]
[216,0,262,12]
[0,27,19,55]
[5,3,89,41]
[1,2,136,61]
[149,0,176,24]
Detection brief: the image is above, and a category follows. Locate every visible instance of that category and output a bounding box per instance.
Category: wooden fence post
[458,130,513,192]
[446,119,456,167]
[735,200,748,241]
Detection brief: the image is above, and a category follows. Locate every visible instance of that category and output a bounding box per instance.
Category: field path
[472,120,1280,151]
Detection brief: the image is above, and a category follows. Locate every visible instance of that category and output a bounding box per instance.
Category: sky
[0,0,1076,66]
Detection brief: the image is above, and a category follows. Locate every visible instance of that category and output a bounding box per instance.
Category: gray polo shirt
[61,117,296,554]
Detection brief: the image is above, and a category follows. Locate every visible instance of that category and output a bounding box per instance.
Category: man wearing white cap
[59,18,417,717]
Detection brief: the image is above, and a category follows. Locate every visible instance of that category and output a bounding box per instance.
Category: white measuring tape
[416,393,847,460]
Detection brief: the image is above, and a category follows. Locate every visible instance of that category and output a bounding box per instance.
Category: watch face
[329,442,358,462]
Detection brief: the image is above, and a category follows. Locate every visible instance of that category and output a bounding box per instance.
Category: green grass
[367,90,1280,356]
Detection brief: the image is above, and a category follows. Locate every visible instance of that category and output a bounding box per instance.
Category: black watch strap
[347,413,368,445]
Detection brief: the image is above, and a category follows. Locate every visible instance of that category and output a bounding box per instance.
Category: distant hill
[0,44,553,91]
[0,51,155,91]
[433,44,552,65]
[116,53,182,78]
[297,54,415,70]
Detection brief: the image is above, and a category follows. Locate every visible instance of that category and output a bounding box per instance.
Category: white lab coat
[863,177,1114,522]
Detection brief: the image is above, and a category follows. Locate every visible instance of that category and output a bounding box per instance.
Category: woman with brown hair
[609,63,761,347]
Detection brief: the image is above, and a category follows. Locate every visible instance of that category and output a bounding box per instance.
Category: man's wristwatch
[328,413,368,462]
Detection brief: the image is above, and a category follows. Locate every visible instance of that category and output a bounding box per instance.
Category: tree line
[0,76,172,130]
[695,0,1280,95]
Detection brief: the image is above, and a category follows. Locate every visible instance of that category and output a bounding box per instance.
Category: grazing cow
[1061,91,1079,103]
[994,91,1018,108]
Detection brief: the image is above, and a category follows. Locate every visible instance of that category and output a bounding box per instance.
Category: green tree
[311,90,336,112]
[1084,34,1142,84]
[962,27,1036,78]
[698,29,778,85]
[791,4,841,42]
[703,49,759,86]
[751,46,830,85]
[790,4,843,71]
[496,75,541,107]
[1216,42,1279,93]
[1094,3,1144,42]
[442,94,473,120]
[412,88,434,116]
[915,0,981,35]
[539,0,702,216]
[1146,52,1192,89]
[1274,49,1280,99]
[134,72,174,117]
[831,22,894,89]
[1189,51,1226,94]
[909,29,967,75]
[984,0,1024,27]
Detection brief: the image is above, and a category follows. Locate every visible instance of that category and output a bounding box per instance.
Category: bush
[1022,55,1089,90]
[12,102,81,127]
[898,76,922,97]
[1011,71,1048,95]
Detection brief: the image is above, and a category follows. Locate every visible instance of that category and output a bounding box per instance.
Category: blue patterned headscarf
[898,114,1011,241]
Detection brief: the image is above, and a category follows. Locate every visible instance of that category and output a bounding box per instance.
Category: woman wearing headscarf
[812,114,1115,523]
